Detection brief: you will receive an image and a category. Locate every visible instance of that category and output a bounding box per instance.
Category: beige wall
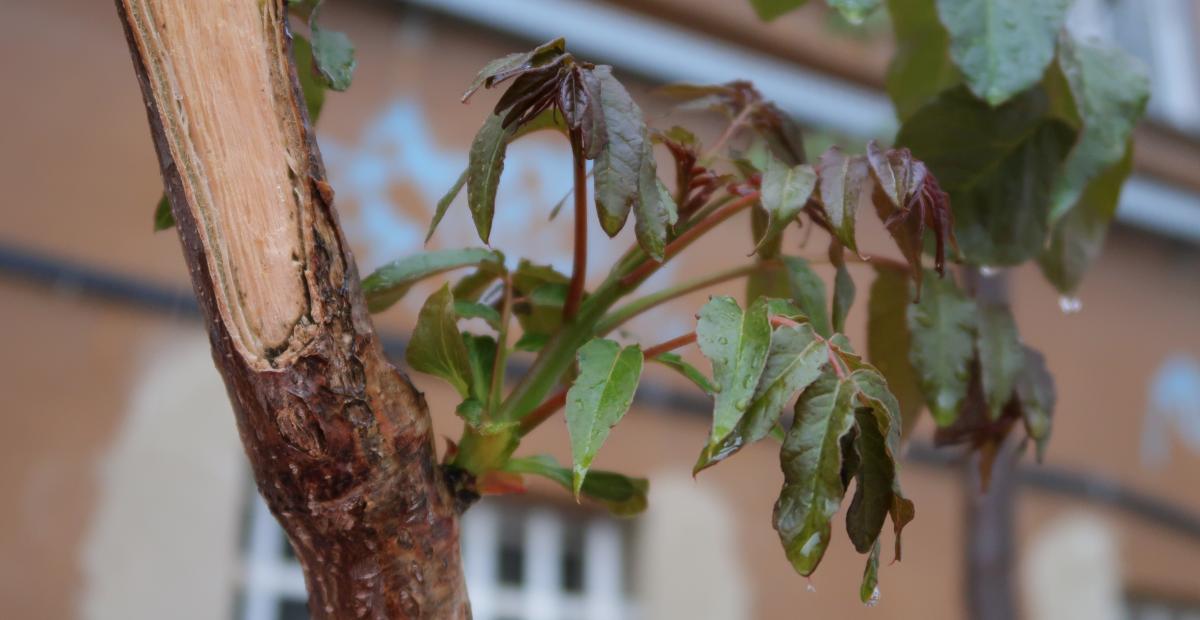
[2,0,1200,618]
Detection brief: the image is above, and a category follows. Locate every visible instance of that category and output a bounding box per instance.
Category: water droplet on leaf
[1058,296,1082,314]
[865,585,881,607]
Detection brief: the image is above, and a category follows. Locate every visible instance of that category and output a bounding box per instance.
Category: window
[235,492,638,620]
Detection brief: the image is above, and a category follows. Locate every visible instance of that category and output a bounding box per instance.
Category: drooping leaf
[466,114,512,244]
[696,296,773,448]
[308,4,356,92]
[362,247,504,313]
[861,540,882,605]
[652,352,718,395]
[885,0,961,122]
[781,256,831,338]
[425,169,468,243]
[816,146,869,254]
[503,455,649,516]
[849,367,914,561]
[407,284,474,398]
[827,0,881,24]
[697,321,829,472]
[634,142,678,261]
[566,339,644,494]
[592,66,645,236]
[755,155,817,253]
[462,38,567,102]
[1039,146,1134,294]
[773,372,856,576]
[935,0,1071,105]
[846,405,893,553]
[1047,35,1149,223]
[975,303,1023,420]
[906,270,976,426]
[748,0,808,21]
[1014,345,1055,461]
[867,267,924,436]
[897,86,1077,266]
[830,244,856,334]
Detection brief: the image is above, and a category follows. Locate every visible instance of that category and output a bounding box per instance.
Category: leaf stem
[597,262,776,335]
[701,103,757,164]
[489,272,513,410]
[564,128,588,321]
[620,190,761,288]
[641,331,698,360]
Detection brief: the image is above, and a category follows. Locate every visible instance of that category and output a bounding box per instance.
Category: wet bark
[114,1,470,617]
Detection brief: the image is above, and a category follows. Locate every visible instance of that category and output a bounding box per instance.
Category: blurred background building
[2,0,1200,618]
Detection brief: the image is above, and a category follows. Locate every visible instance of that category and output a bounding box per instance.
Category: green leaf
[634,143,678,261]
[975,303,1023,420]
[861,540,881,605]
[1015,345,1055,461]
[1047,35,1149,223]
[755,156,817,253]
[816,146,869,254]
[566,339,644,494]
[153,195,173,231]
[452,265,505,303]
[867,267,924,436]
[308,6,356,92]
[652,352,717,395]
[462,333,497,405]
[828,0,880,23]
[454,300,502,330]
[782,256,831,338]
[698,321,829,472]
[425,169,468,243]
[845,406,894,553]
[592,66,645,236]
[831,247,856,334]
[503,455,649,516]
[849,367,914,561]
[455,398,484,428]
[748,0,808,20]
[885,0,961,122]
[467,114,512,244]
[906,270,976,426]
[514,332,550,352]
[292,33,327,122]
[935,0,1071,105]
[1039,146,1134,294]
[773,372,856,576]
[407,284,474,398]
[362,247,504,313]
[897,86,1077,265]
[512,260,570,341]
[696,296,773,448]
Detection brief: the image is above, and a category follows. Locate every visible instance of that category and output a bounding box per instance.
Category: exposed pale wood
[115,1,472,617]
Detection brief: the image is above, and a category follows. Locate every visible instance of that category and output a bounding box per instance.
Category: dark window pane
[279,599,310,620]
[497,514,525,586]
[561,524,584,593]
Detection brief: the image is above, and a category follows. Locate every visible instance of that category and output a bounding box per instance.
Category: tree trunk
[114,1,470,617]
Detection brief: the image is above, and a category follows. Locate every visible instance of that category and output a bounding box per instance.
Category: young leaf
[426,169,468,243]
[592,66,645,236]
[697,321,829,472]
[1047,35,1149,224]
[817,146,869,254]
[566,339,644,494]
[897,86,1076,266]
[362,247,504,313]
[782,256,832,338]
[846,406,894,553]
[867,267,924,435]
[755,155,817,253]
[1015,345,1055,461]
[462,38,567,102]
[466,114,512,244]
[462,333,497,406]
[153,195,173,231]
[907,271,976,426]
[634,143,678,261]
[292,33,327,123]
[407,285,474,398]
[935,0,1071,106]
[748,0,808,21]
[697,296,773,449]
[828,0,880,24]
[885,0,961,122]
[861,540,882,605]
[773,372,856,576]
[850,367,915,560]
[503,455,649,516]
[866,141,955,290]
[307,4,356,92]
[652,352,718,395]
[830,244,856,334]
[975,303,1023,420]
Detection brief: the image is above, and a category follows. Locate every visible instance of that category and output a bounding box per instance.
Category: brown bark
[114,1,470,617]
